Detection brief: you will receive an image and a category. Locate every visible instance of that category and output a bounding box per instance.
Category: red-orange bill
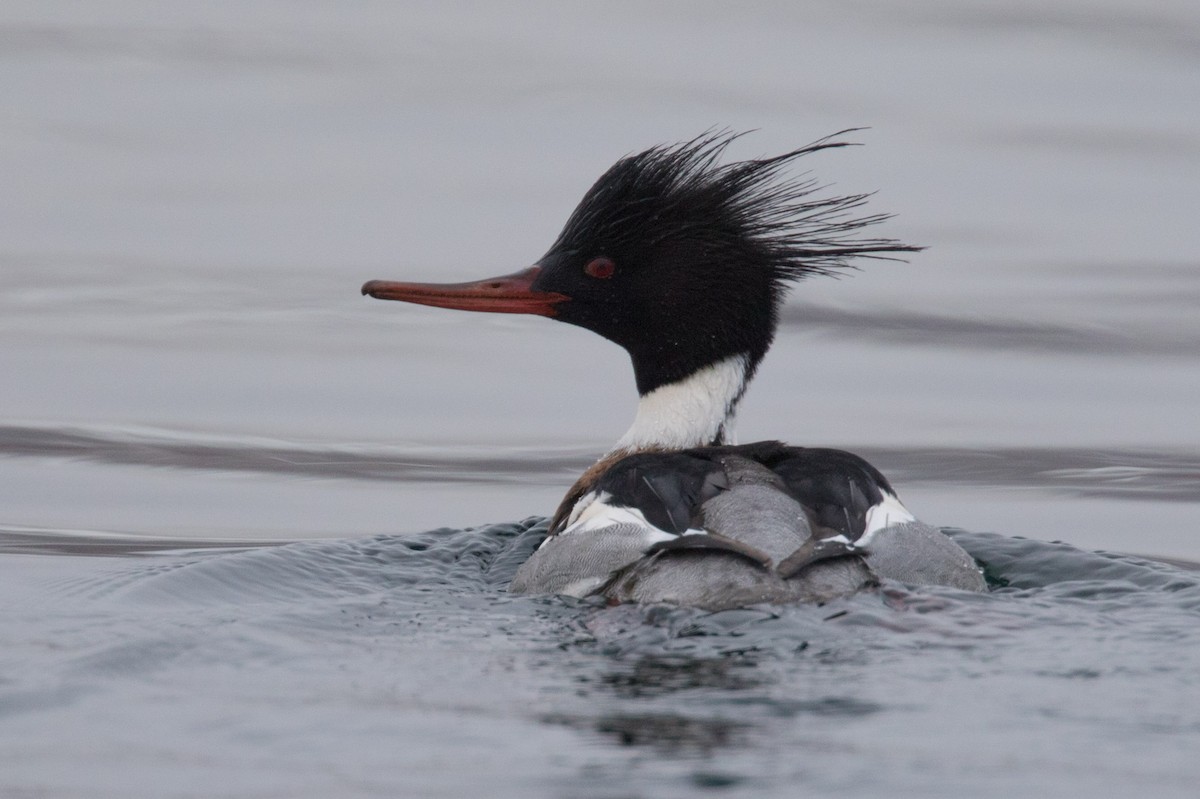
[361,266,568,317]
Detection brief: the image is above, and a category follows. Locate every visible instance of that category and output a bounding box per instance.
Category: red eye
[584,257,615,279]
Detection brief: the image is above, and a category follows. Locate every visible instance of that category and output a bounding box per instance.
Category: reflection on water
[595,655,764,698]
[544,710,753,754]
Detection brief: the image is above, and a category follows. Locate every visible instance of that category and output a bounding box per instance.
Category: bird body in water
[364,132,986,610]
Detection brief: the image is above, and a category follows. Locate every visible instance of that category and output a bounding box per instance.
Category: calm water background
[2,2,1199,797]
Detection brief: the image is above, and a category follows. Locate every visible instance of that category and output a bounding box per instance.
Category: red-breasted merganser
[363,132,986,609]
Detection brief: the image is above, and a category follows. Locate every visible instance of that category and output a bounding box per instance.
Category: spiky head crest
[552,129,917,277]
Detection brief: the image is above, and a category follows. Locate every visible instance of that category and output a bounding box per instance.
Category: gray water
[3,2,1200,796]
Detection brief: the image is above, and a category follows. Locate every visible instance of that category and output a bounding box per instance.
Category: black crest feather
[550,129,921,286]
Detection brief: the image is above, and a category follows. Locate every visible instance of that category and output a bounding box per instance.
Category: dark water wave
[0,424,589,485]
[781,301,1200,356]
[0,524,286,557]
[3,423,1197,502]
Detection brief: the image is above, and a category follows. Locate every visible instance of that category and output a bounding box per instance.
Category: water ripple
[2,423,1198,503]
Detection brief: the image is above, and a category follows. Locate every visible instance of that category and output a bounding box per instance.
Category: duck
[362,132,986,610]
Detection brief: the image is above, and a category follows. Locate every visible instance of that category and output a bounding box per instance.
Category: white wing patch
[859,492,917,548]
[561,489,606,530]
[552,491,677,545]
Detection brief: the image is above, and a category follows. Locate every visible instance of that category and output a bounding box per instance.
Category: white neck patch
[612,353,750,453]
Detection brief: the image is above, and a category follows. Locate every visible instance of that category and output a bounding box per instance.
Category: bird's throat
[612,353,751,454]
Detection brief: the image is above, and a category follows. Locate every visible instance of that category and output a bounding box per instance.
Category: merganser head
[364,132,918,450]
